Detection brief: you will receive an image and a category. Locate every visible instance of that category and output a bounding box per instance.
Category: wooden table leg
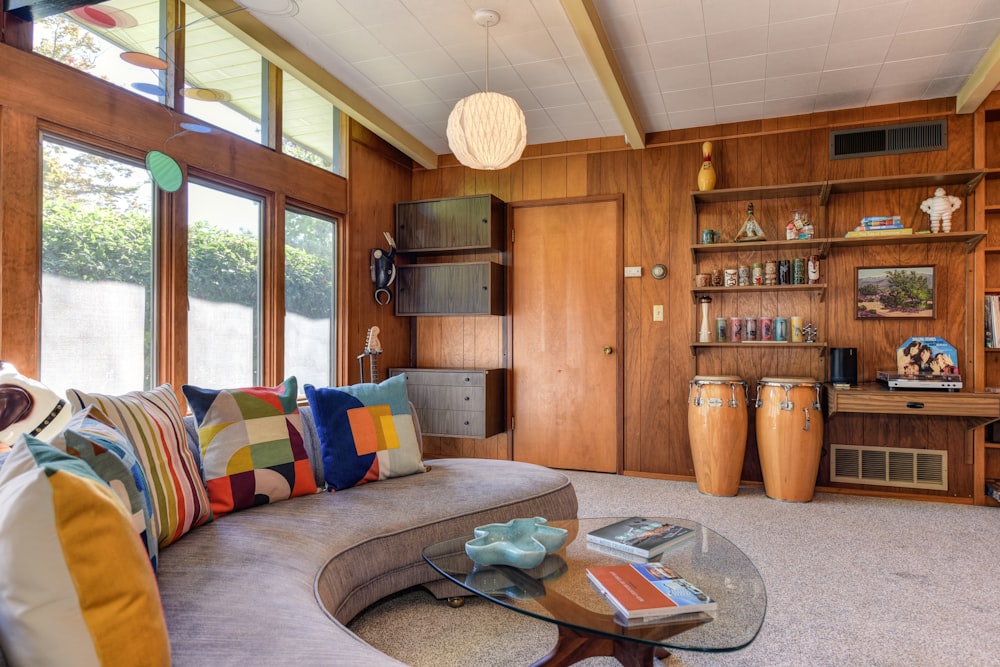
[532,624,668,667]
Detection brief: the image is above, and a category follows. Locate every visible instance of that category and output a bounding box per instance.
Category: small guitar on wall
[358,326,382,383]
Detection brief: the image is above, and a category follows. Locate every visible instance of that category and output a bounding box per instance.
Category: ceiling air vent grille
[830,120,947,159]
[831,444,947,491]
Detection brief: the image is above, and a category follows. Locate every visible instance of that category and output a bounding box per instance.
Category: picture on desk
[856,265,935,319]
[896,336,958,376]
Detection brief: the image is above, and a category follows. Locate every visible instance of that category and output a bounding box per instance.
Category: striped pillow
[0,435,170,666]
[67,384,211,547]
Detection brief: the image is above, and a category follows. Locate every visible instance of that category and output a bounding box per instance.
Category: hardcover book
[585,517,693,558]
[586,562,717,619]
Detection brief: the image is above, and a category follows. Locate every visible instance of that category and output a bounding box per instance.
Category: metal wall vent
[830,120,947,159]
[831,444,947,491]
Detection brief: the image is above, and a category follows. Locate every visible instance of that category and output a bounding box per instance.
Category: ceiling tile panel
[221,0,1000,160]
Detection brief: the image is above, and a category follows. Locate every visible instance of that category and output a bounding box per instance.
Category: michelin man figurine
[920,187,962,233]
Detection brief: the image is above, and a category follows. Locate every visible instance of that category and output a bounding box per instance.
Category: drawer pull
[464,421,470,426]
[906,402,924,409]
[464,396,470,401]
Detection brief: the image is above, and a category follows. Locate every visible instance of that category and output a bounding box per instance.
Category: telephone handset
[370,231,396,305]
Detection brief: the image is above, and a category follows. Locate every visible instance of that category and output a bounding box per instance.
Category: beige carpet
[349,470,1000,666]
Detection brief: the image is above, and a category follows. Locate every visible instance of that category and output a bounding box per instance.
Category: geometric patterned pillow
[52,405,159,571]
[0,435,171,666]
[66,384,212,548]
[304,374,425,492]
[181,377,316,517]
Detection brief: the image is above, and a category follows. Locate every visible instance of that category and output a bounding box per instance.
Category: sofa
[0,377,578,666]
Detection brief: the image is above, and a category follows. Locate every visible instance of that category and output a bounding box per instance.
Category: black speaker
[830,347,858,386]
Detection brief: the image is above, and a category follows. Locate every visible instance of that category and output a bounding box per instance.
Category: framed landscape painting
[855,265,936,319]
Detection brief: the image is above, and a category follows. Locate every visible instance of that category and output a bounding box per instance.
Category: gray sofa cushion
[158,457,577,666]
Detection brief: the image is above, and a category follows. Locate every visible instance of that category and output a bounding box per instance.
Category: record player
[876,370,962,391]
[878,337,962,391]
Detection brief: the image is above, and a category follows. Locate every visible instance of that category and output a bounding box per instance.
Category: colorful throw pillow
[66,384,212,547]
[51,405,159,571]
[0,435,171,666]
[182,377,316,517]
[304,374,425,491]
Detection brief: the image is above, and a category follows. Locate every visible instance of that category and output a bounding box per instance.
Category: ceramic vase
[697,141,717,191]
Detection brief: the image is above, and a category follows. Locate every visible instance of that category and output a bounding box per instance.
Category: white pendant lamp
[447,9,526,170]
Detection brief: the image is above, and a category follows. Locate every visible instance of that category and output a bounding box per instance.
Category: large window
[40,137,156,396]
[284,208,337,389]
[187,182,263,388]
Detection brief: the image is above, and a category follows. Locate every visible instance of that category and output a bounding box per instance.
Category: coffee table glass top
[422,518,766,653]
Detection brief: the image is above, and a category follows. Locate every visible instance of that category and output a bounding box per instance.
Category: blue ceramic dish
[464,517,569,569]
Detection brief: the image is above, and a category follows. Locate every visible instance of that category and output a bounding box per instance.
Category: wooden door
[510,197,621,472]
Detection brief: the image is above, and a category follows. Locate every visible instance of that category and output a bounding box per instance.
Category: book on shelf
[586,561,717,619]
[859,215,902,226]
[586,517,694,558]
[986,295,999,349]
[844,227,914,238]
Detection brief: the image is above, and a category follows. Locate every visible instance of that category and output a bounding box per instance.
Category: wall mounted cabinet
[395,194,505,252]
[395,261,505,316]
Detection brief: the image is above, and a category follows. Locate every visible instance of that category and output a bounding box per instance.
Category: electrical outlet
[653,305,664,321]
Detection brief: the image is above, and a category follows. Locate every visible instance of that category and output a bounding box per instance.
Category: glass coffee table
[423,518,766,667]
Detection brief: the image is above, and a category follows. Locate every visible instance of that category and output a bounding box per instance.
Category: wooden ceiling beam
[957,31,1000,114]
[559,0,645,149]
[183,0,438,169]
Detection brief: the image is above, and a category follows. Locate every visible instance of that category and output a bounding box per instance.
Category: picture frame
[855,265,936,319]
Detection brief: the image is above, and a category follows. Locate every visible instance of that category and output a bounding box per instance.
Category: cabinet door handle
[906,402,924,409]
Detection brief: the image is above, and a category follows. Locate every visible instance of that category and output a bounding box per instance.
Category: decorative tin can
[724,268,738,287]
[738,265,751,286]
[711,268,723,286]
[774,317,789,342]
[790,315,804,342]
[744,317,758,341]
[752,262,763,285]
[695,273,711,287]
[729,316,743,342]
[778,259,791,285]
[760,317,774,341]
[715,317,727,342]
[792,257,806,285]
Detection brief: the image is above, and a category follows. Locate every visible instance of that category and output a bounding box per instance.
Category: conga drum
[754,377,824,502]
[687,375,748,496]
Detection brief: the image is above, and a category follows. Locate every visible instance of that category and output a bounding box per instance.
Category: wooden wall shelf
[826,384,1000,431]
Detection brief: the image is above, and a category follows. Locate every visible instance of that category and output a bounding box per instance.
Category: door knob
[604,346,613,355]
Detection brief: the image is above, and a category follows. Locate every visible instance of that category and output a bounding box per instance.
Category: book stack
[986,295,1000,349]
[845,215,912,238]
[587,561,717,621]
[586,517,694,559]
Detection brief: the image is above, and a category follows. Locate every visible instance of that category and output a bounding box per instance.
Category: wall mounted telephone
[370,231,396,305]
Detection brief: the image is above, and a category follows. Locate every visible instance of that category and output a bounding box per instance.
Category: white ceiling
[236,0,1000,163]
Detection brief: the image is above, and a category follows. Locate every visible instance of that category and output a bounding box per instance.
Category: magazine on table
[587,561,717,620]
[585,517,694,558]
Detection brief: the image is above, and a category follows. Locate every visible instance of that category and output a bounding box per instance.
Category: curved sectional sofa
[0,405,578,666]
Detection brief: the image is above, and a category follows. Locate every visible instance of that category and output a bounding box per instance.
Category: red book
[587,562,717,619]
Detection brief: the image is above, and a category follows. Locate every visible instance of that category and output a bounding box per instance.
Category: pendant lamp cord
[484,20,490,92]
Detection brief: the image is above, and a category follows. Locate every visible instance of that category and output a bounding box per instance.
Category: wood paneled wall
[410,99,982,501]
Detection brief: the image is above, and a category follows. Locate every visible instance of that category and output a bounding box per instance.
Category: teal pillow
[52,405,159,570]
[304,374,424,491]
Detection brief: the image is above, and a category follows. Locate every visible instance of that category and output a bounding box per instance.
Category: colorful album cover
[896,336,958,376]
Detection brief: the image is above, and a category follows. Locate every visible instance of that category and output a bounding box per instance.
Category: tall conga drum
[687,375,748,496]
[754,377,824,502]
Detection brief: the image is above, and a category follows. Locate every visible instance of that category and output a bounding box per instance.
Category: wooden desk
[825,383,1000,430]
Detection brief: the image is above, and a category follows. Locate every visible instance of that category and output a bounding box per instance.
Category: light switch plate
[624,266,642,277]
